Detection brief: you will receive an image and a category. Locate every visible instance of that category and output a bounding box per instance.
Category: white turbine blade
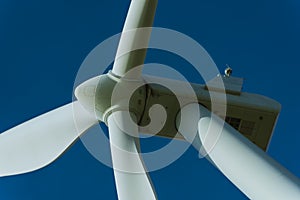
[177,104,300,199]
[107,111,157,200]
[0,101,98,177]
[112,0,157,78]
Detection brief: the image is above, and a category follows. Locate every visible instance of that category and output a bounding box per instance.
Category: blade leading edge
[177,103,300,199]
[0,101,98,177]
[112,0,157,78]
[108,111,157,200]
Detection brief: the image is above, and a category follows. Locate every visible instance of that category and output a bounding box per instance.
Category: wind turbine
[1,0,300,199]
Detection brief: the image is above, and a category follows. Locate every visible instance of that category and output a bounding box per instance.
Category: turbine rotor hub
[75,72,147,124]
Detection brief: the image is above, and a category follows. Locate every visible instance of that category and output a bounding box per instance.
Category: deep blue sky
[0,0,299,199]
